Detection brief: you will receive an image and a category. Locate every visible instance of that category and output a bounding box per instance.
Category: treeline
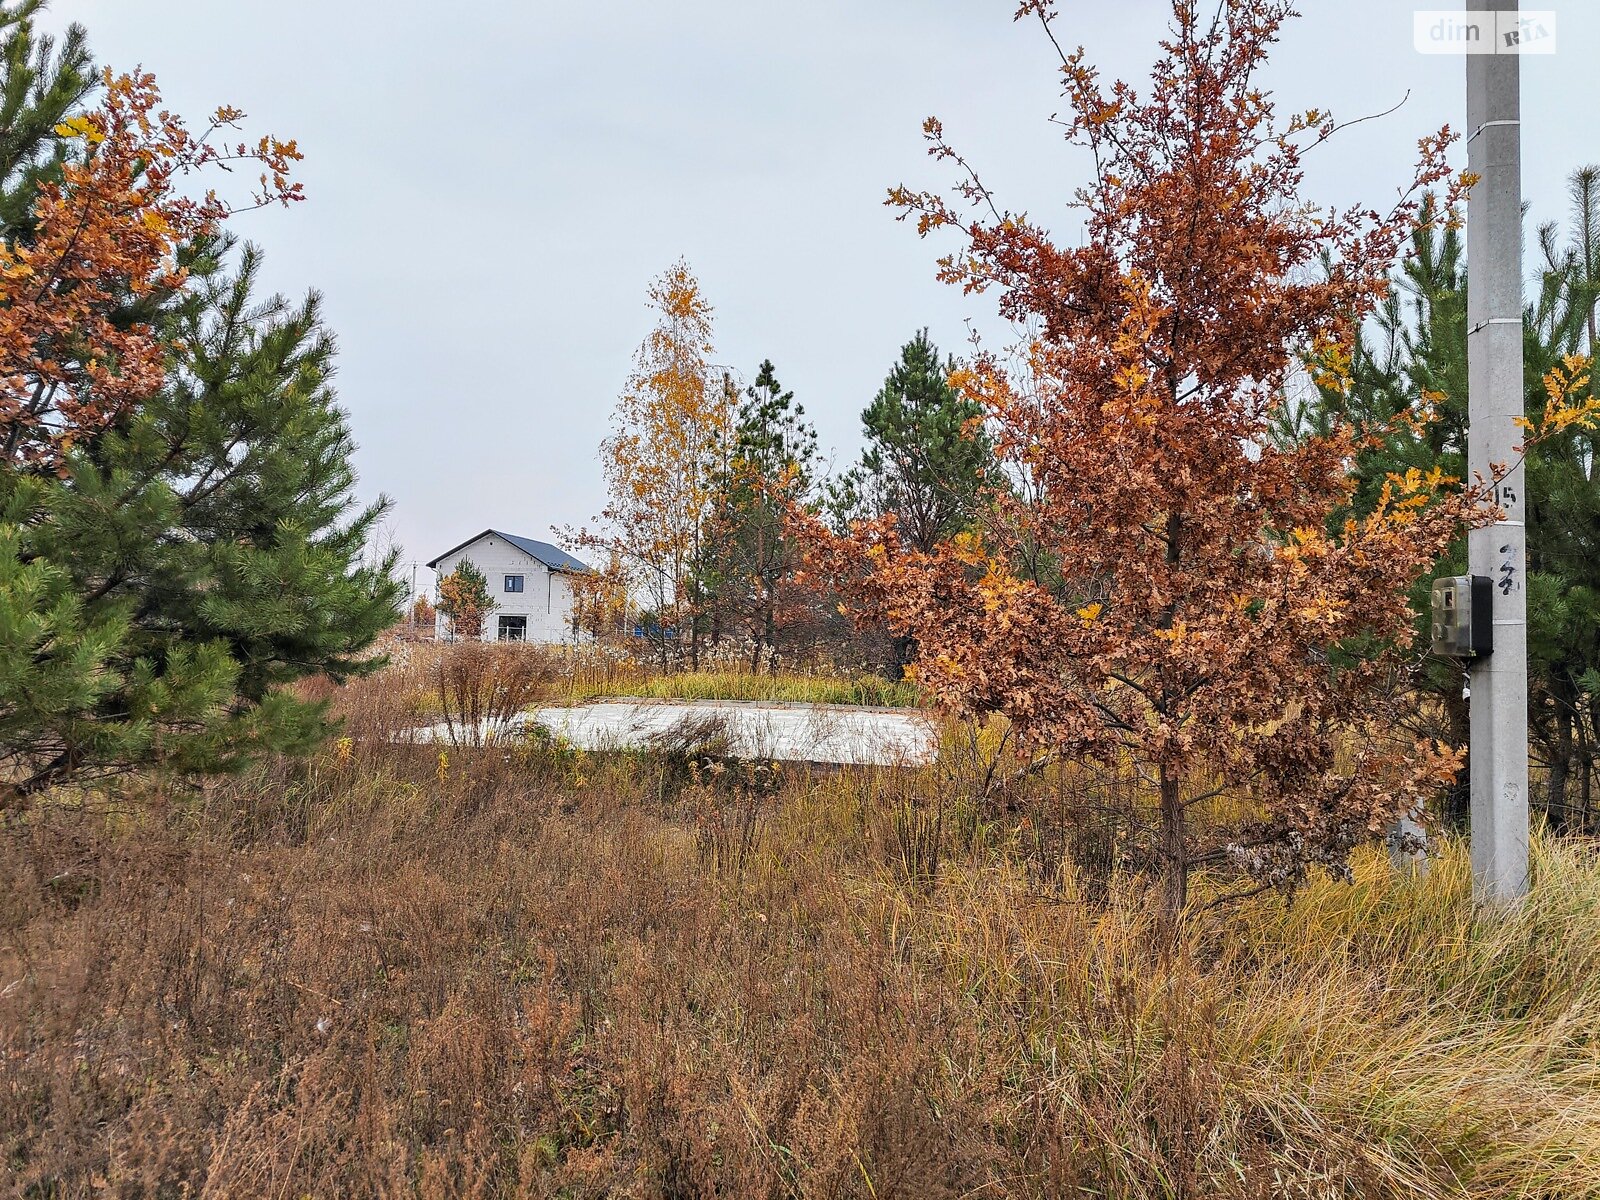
[577,157,1600,838]
[569,261,990,679]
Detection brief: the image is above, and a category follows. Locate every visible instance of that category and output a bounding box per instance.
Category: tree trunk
[1441,686,1471,830]
[1580,706,1596,833]
[1547,704,1574,832]
[1159,767,1187,928]
[889,633,916,682]
[764,599,778,677]
[1584,757,1596,834]
[1580,713,1593,838]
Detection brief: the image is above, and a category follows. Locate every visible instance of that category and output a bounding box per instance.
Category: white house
[427,529,591,643]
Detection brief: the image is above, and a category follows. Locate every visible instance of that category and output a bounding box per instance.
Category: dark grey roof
[427,529,592,573]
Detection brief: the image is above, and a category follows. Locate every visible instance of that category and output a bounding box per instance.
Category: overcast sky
[48,1,1598,585]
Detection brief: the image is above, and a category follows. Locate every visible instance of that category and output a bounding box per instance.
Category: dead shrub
[687,756,779,879]
[436,641,560,748]
[327,635,440,747]
[644,710,737,804]
[1018,761,1154,903]
[887,789,945,893]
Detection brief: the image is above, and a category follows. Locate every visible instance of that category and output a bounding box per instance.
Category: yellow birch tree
[575,261,733,667]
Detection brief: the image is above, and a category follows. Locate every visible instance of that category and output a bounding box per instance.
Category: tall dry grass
[614,670,921,708]
[337,637,921,739]
[3,663,1598,1198]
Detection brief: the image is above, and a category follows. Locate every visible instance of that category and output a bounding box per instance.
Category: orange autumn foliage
[569,547,633,641]
[437,561,491,641]
[799,0,1488,919]
[572,261,735,667]
[0,69,302,469]
[409,593,436,629]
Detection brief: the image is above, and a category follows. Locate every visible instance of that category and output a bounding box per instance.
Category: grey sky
[48,2,1598,583]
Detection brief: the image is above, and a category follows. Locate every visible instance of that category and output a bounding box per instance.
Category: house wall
[432,534,578,643]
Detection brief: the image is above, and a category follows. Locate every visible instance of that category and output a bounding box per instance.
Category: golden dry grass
[364,638,921,722]
[605,669,920,708]
[3,661,1598,1198]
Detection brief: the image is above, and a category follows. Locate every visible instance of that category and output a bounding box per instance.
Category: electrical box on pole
[1430,575,1494,660]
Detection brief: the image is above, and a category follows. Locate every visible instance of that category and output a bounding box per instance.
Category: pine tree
[0,1,92,235]
[832,329,991,675]
[1524,169,1600,827]
[0,6,394,803]
[1284,172,1600,829]
[835,330,990,551]
[706,359,821,672]
[0,233,401,804]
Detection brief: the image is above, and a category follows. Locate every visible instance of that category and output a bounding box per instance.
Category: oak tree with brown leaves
[799,0,1492,923]
[1,68,301,470]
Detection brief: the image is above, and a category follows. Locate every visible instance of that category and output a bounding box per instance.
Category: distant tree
[797,0,1502,923]
[574,261,734,668]
[570,547,632,642]
[437,559,491,641]
[834,329,990,551]
[831,329,991,675]
[706,359,823,672]
[410,592,437,631]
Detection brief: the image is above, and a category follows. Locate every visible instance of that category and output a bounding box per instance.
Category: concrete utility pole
[1466,0,1529,903]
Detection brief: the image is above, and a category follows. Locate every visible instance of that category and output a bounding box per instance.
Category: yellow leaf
[1076,602,1103,623]
[53,115,103,144]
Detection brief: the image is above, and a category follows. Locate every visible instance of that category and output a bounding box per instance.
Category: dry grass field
[4,649,1599,1198]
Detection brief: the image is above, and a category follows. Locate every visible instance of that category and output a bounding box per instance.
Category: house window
[497,615,527,641]
[504,574,524,593]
